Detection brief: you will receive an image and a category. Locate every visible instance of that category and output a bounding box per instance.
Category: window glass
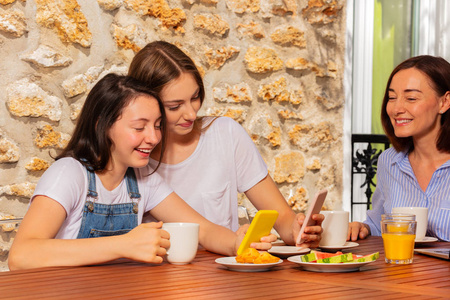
[372,0,412,134]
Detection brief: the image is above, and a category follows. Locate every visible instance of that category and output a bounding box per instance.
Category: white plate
[287,255,376,272]
[415,236,438,243]
[215,257,283,272]
[318,242,359,251]
[268,246,310,258]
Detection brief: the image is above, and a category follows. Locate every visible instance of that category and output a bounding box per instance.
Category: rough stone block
[285,57,310,70]
[307,159,322,171]
[25,157,50,171]
[261,0,298,17]
[225,0,259,13]
[20,45,72,68]
[326,61,337,78]
[258,77,302,105]
[302,0,342,25]
[125,0,186,33]
[236,21,265,38]
[284,187,307,212]
[0,182,36,199]
[248,112,281,147]
[98,0,123,11]
[270,26,306,48]
[213,83,252,103]
[0,130,19,163]
[277,109,303,120]
[70,101,83,121]
[204,45,239,69]
[112,23,146,52]
[6,78,63,122]
[0,9,27,37]
[0,0,18,5]
[34,125,70,149]
[204,107,247,123]
[61,65,104,98]
[35,0,92,47]
[315,88,342,109]
[317,165,336,192]
[244,46,283,73]
[194,14,229,36]
[273,151,305,183]
[288,122,335,151]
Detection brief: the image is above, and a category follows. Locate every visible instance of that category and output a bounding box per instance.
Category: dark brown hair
[381,55,450,152]
[56,73,166,172]
[128,41,208,132]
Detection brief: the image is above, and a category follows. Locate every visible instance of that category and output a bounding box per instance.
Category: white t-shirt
[32,157,173,239]
[148,117,268,231]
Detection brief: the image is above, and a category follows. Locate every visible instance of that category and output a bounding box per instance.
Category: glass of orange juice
[381,213,416,264]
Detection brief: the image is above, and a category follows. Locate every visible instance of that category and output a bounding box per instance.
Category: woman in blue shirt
[348,55,450,242]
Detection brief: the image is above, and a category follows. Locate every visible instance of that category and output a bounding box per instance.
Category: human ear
[439,91,450,114]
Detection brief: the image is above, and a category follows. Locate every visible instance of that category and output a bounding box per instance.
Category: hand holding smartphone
[295,189,328,245]
[237,210,279,255]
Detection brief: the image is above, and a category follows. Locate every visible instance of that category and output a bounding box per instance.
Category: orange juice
[386,223,409,233]
[382,233,415,260]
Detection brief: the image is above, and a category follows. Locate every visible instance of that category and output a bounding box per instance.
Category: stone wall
[0,0,346,247]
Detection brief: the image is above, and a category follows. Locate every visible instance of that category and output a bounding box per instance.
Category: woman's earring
[439,110,444,114]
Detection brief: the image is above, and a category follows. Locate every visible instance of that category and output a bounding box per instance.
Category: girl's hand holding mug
[123,221,170,263]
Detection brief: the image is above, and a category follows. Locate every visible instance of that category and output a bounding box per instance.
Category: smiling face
[108,94,162,173]
[160,72,201,138]
[386,68,446,142]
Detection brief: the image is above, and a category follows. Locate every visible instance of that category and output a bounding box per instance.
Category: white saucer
[415,236,438,243]
[268,246,310,258]
[319,242,359,251]
[271,239,286,246]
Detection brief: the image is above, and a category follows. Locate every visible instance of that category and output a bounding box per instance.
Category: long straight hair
[128,41,210,132]
[381,55,450,152]
[56,73,166,172]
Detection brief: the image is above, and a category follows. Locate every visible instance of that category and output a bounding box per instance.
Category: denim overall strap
[85,168,98,212]
[126,167,141,199]
[125,168,141,214]
[76,167,139,239]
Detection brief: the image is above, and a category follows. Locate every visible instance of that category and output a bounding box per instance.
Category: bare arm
[9,196,169,270]
[244,175,324,247]
[150,192,275,256]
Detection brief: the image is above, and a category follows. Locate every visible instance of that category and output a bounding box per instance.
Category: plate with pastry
[215,248,282,272]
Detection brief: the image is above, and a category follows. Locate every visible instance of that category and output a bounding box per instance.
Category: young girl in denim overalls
[9,74,276,270]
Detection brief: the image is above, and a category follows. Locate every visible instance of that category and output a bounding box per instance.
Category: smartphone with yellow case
[237,210,279,255]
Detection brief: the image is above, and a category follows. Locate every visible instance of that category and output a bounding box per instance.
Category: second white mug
[319,210,349,247]
[392,207,428,241]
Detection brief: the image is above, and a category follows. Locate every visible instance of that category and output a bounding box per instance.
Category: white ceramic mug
[162,223,199,265]
[319,211,349,247]
[392,207,428,241]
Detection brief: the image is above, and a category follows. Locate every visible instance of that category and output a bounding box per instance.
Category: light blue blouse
[364,147,450,241]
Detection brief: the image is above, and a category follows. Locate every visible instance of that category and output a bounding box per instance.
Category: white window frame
[343,0,374,214]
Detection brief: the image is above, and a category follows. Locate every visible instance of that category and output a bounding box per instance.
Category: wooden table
[0,237,449,299]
